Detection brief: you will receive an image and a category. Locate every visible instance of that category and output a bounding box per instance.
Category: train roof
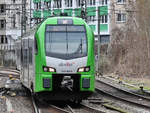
[43,16,86,25]
[17,16,89,41]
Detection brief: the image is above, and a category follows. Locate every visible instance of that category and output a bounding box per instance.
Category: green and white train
[15,17,95,101]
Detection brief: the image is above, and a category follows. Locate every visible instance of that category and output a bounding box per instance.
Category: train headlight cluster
[43,66,56,72]
[77,66,90,72]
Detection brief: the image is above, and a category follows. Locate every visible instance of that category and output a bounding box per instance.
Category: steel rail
[80,103,106,113]
[66,104,75,113]
[31,97,40,113]
[96,79,150,100]
[96,80,150,109]
[0,68,20,74]
[101,76,150,97]
[67,102,106,113]
[31,96,70,113]
[48,105,70,113]
[0,73,19,79]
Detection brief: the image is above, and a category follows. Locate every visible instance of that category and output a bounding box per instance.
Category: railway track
[0,67,20,74]
[32,96,106,113]
[32,97,70,113]
[67,102,106,113]
[0,67,20,79]
[78,103,105,113]
[0,73,19,79]
[96,79,150,109]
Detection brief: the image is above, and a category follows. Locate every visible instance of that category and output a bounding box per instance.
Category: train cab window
[34,38,38,54]
[45,25,87,60]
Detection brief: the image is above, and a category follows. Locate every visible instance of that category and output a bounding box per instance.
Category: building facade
[33,0,110,43]
[109,0,136,34]
[110,0,127,30]
[0,0,32,50]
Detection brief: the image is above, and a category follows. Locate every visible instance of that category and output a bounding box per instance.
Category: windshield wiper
[74,38,83,54]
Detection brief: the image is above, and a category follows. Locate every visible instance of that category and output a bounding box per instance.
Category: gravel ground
[95,76,150,113]
[82,92,120,113]
[0,77,8,113]
[0,73,149,113]
[5,96,33,113]
[83,91,150,113]
[0,96,7,113]
[0,76,34,113]
[103,73,150,91]
[96,75,150,97]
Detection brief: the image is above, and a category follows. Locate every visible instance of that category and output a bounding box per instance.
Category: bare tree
[106,0,150,77]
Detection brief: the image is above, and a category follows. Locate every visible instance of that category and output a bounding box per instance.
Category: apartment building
[0,0,32,50]
[109,0,135,32]
[0,0,7,49]
[33,0,110,43]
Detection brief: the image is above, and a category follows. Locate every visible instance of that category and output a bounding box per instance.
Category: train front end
[34,17,95,100]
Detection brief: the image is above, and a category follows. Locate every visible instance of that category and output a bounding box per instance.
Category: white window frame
[88,0,96,6]
[44,1,51,9]
[116,13,126,22]
[65,0,72,7]
[76,0,81,7]
[53,0,62,8]
[34,2,41,10]
[100,15,108,24]
[87,16,96,22]
[117,0,126,4]
[99,0,108,6]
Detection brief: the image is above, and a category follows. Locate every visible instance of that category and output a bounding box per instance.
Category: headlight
[43,66,56,72]
[78,67,84,72]
[77,66,90,72]
[48,67,55,72]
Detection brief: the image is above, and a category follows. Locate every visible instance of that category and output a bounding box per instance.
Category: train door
[20,39,25,83]
[23,39,29,87]
[16,41,21,70]
[28,39,34,88]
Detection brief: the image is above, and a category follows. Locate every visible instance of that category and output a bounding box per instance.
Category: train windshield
[45,25,87,60]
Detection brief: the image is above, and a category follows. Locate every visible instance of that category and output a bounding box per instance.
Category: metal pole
[81,0,87,21]
[21,0,26,36]
[30,0,32,28]
[81,0,84,19]
[21,16,23,37]
[21,0,24,74]
[98,6,101,72]
[85,0,87,22]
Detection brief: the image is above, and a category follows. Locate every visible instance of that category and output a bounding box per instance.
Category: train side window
[29,47,32,64]
[21,48,23,64]
[34,38,38,54]
[24,49,28,68]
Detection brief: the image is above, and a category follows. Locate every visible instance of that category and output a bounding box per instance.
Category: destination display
[46,25,85,32]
